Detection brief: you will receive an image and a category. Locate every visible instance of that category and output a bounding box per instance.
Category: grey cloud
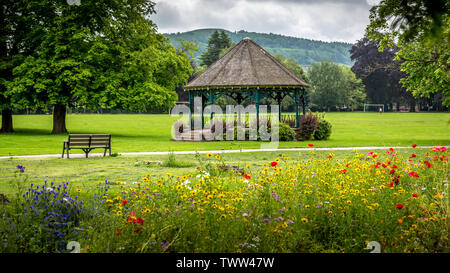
[151,0,373,42]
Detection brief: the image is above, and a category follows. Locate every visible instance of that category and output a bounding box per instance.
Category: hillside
[164,29,353,67]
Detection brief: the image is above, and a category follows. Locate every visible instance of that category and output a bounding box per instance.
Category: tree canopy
[366,0,449,106]
[199,30,232,67]
[2,0,193,133]
[165,29,353,67]
[308,61,366,111]
[350,36,413,109]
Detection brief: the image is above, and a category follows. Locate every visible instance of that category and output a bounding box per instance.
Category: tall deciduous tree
[340,66,366,111]
[8,0,192,134]
[350,37,413,110]
[308,61,347,111]
[0,0,39,132]
[366,0,449,106]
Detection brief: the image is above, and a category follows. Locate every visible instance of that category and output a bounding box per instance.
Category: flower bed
[1,146,448,253]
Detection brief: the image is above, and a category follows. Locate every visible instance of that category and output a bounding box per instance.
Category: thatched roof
[184,38,309,90]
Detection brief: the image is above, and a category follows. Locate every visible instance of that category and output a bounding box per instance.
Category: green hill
[164,29,353,67]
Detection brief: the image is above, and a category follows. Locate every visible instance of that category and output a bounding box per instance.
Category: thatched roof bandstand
[184,37,309,129]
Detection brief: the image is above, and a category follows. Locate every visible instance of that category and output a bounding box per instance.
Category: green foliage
[165,29,353,67]
[308,61,367,111]
[278,122,295,141]
[3,0,193,133]
[199,30,232,67]
[395,24,449,106]
[366,0,449,106]
[313,113,332,140]
[162,152,195,168]
[340,66,367,110]
[308,62,346,111]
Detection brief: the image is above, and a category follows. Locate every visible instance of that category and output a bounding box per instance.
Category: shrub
[278,122,295,141]
[298,110,318,140]
[314,119,332,140]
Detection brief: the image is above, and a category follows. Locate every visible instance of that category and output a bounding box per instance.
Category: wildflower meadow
[1,146,448,253]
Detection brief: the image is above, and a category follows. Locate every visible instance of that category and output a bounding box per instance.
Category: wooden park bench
[62,134,111,158]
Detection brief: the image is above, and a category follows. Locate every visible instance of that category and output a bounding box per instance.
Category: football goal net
[364,104,384,112]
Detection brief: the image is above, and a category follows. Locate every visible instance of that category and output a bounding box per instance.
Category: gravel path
[0,146,445,159]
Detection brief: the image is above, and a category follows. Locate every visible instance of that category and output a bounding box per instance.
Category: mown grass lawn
[0,112,448,156]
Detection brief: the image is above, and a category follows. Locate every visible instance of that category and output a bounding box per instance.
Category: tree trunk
[0,109,14,133]
[52,104,68,134]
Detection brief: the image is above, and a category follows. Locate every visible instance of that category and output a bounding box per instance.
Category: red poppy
[396,204,404,209]
[382,164,387,168]
[308,144,314,147]
[134,227,143,234]
[339,169,347,174]
[115,228,122,236]
[408,171,419,178]
[393,176,400,185]
[388,182,394,187]
[121,200,128,206]
[412,193,419,198]
[424,161,431,168]
[372,154,378,158]
[271,161,278,167]
[389,147,395,152]
[392,165,398,169]
[136,217,144,225]
[389,169,395,174]
[412,144,417,148]
[345,164,350,167]
[411,154,416,158]
[244,173,251,180]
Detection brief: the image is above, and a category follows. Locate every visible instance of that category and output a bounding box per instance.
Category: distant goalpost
[364,104,385,112]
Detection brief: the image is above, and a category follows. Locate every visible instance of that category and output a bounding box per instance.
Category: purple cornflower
[161,242,170,251]
[271,192,280,199]
[263,218,271,223]
[315,204,323,209]
[17,165,25,173]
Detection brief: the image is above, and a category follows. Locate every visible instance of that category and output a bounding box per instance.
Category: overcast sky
[150,0,381,43]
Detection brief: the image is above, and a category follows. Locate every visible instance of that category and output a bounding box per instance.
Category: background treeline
[165,29,353,66]
[176,29,448,113]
